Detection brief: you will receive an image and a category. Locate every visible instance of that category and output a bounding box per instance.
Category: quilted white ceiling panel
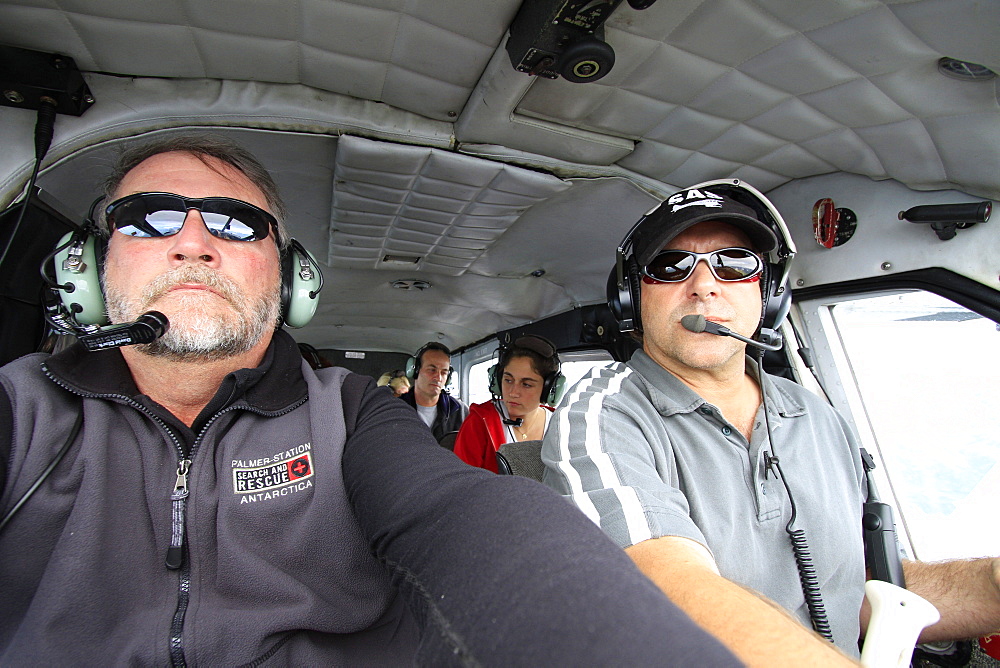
[0,0,523,122]
[512,0,1000,198]
[1,0,997,199]
[328,135,571,275]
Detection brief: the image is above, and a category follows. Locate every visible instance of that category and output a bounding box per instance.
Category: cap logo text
[667,189,725,211]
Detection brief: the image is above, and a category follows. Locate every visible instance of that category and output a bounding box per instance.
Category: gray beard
[104,264,281,362]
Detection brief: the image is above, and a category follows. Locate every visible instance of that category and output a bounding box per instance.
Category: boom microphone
[494,398,524,427]
[78,311,170,352]
[680,314,783,352]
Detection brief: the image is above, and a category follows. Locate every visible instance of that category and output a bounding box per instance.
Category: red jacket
[453,400,552,473]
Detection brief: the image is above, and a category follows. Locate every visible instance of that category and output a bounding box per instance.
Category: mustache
[140,265,241,306]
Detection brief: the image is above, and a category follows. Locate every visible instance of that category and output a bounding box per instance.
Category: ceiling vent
[391,279,431,291]
[937,58,997,81]
[383,254,421,265]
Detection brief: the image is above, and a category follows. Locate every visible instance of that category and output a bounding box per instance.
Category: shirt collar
[628,349,806,419]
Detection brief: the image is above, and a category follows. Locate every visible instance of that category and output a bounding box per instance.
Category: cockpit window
[828,291,999,562]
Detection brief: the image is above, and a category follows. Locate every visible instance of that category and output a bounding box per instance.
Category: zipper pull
[172,459,191,499]
[166,459,191,570]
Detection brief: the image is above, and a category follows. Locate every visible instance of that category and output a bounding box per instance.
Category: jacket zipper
[43,366,307,667]
[164,401,303,667]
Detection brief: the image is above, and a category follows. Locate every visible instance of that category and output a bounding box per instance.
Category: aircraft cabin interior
[0,0,997,665]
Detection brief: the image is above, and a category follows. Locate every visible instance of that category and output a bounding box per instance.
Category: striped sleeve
[541,363,705,550]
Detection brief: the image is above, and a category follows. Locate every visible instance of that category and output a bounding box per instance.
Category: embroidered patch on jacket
[232,444,314,500]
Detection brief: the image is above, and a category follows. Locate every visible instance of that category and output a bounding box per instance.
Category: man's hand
[861,557,1000,643]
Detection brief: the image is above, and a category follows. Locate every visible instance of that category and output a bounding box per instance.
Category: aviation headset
[608,178,796,340]
[47,202,323,333]
[487,334,566,407]
[405,342,454,384]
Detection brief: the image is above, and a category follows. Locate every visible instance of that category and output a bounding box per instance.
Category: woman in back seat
[453,336,562,472]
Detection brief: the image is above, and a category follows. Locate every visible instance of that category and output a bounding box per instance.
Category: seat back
[438,431,459,451]
[496,450,513,476]
[496,440,545,482]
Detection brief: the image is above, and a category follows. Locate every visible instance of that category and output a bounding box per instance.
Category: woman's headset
[488,334,566,407]
[47,208,323,334]
[608,178,796,337]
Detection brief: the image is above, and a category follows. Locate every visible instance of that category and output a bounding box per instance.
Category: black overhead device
[899,201,991,241]
[507,0,658,83]
[0,44,94,116]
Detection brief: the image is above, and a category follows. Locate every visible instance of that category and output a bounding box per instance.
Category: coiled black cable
[756,347,835,642]
[775,460,834,641]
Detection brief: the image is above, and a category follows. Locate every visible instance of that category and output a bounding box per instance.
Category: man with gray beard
[0,135,739,667]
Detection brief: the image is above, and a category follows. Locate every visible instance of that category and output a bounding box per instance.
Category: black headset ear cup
[626,257,642,332]
[52,231,108,326]
[406,343,427,381]
[762,264,792,331]
[607,256,641,333]
[607,266,626,328]
[280,240,322,329]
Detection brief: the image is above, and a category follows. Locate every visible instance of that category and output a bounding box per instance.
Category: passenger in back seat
[453,335,561,472]
[399,342,468,443]
[377,369,410,397]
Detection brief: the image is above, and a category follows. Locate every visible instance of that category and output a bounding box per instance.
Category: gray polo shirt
[542,349,867,654]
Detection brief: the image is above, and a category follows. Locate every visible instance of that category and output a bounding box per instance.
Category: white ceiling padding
[2,0,997,198]
[327,136,571,276]
[0,0,523,122]
[509,0,1000,199]
[0,74,455,211]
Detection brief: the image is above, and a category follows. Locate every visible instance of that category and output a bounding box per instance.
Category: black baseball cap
[632,187,779,267]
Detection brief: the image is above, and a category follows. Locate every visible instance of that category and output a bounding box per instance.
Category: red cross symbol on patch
[287,455,312,481]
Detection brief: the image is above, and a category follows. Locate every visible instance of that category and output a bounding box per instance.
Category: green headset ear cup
[547,373,567,406]
[488,364,501,395]
[281,241,322,329]
[405,356,418,380]
[52,232,108,326]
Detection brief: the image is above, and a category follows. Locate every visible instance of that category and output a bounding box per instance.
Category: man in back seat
[400,341,468,444]
[542,181,1000,666]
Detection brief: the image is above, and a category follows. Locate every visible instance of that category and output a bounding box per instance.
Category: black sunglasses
[642,247,763,283]
[106,192,278,242]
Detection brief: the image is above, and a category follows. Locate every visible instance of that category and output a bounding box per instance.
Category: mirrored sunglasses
[642,247,762,283]
[106,192,278,242]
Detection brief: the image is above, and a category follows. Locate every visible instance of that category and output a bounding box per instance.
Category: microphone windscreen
[681,314,707,333]
[138,311,170,336]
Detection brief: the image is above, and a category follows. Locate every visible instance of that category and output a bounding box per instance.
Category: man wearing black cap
[542,182,1000,666]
